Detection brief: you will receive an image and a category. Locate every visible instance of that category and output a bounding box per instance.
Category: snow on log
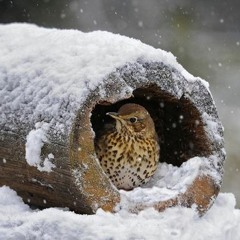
[0,23,225,215]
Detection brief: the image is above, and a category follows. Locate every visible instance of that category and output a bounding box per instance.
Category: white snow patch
[119,157,219,208]
[0,23,208,135]
[0,186,240,240]
[72,169,84,191]
[31,178,53,189]
[202,112,223,143]
[25,122,55,172]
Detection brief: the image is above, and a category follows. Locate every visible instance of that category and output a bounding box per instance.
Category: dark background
[1,0,240,206]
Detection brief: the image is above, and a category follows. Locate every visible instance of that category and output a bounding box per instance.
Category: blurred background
[0,0,239,206]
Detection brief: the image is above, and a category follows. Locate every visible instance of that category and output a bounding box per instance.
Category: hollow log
[0,23,225,215]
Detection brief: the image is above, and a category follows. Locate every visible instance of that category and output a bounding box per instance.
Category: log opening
[91,85,212,167]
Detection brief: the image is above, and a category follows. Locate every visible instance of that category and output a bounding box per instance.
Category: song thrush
[95,103,160,190]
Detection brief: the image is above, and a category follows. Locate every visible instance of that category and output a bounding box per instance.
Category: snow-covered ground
[0,186,240,240]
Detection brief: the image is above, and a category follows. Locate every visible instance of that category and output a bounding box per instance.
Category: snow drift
[0,186,240,240]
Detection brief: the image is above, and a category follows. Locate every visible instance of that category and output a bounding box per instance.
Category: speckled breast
[97,132,160,190]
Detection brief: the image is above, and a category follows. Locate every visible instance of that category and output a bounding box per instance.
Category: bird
[95,103,160,190]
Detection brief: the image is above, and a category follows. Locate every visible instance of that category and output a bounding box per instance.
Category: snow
[0,186,240,240]
[119,157,218,207]
[25,122,55,172]
[0,23,207,136]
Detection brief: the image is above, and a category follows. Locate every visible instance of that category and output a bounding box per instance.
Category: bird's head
[106,103,156,137]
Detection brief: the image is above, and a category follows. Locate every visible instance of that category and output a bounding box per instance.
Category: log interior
[91,85,212,167]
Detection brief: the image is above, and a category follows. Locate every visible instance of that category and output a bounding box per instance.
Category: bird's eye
[129,117,138,123]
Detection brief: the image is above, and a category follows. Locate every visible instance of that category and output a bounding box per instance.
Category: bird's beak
[106,112,122,121]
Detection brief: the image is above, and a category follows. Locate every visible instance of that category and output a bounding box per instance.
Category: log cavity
[91,85,211,167]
